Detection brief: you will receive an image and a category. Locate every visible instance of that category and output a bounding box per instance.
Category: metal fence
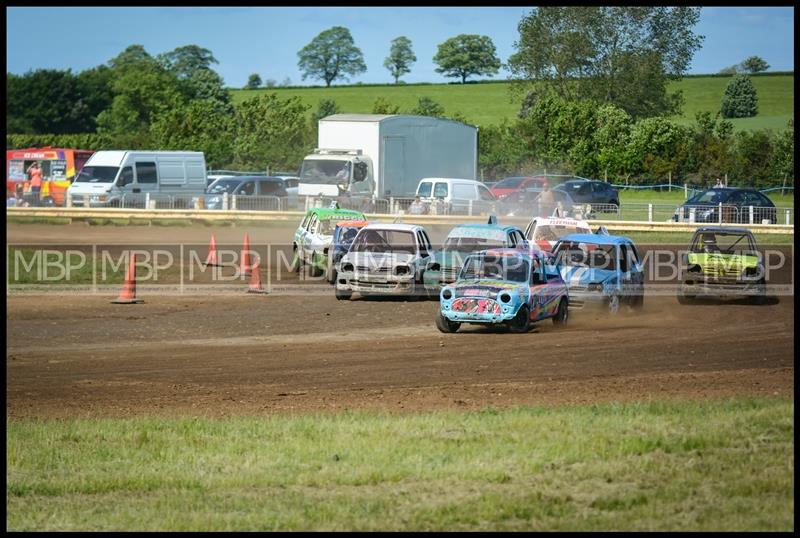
[14,190,795,226]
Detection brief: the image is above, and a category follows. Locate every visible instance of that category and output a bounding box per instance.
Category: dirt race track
[6,223,795,419]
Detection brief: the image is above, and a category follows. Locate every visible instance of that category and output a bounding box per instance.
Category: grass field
[6,399,793,531]
[230,75,794,132]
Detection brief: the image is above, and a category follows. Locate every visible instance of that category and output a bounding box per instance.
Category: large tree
[297,26,367,87]
[740,55,770,74]
[245,73,262,89]
[508,6,704,119]
[721,74,758,118]
[383,36,416,83]
[157,45,219,79]
[433,34,501,84]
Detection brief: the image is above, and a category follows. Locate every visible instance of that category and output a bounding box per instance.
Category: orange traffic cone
[112,253,144,304]
[247,263,269,294]
[204,233,222,267]
[241,232,253,276]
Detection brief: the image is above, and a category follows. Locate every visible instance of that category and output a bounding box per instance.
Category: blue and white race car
[436,248,569,333]
[551,232,645,314]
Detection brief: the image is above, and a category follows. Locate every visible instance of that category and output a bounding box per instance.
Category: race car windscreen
[350,230,417,254]
[690,232,757,254]
[533,224,587,243]
[553,242,616,271]
[443,229,506,251]
[459,254,530,283]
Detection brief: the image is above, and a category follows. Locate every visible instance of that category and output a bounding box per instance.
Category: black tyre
[435,312,460,333]
[306,252,323,277]
[752,280,767,305]
[552,298,569,326]
[507,305,531,333]
[630,289,645,310]
[290,246,301,273]
[677,289,695,305]
[607,294,621,315]
[335,287,352,301]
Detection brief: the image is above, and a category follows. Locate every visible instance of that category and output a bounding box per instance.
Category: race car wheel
[435,312,460,333]
[552,298,569,326]
[607,294,620,315]
[630,290,644,310]
[290,246,301,273]
[676,289,695,304]
[335,287,352,301]
[752,279,767,305]
[306,252,323,277]
[327,266,337,285]
[507,305,531,333]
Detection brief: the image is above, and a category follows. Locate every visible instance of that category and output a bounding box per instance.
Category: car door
[529,255,558,320]
[301,214,318,262]
[416,230,433,274]
[618,243,642,302]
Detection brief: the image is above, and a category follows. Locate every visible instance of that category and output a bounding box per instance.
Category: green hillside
[229,74,794,131]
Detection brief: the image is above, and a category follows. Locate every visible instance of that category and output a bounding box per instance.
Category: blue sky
[5,6,795,87]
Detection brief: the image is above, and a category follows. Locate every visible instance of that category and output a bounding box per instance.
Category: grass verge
[6,398,793,531]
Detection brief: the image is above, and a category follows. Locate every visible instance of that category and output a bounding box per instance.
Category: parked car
[671,187,777,224]
[335,223,434,300]
[497,187,592,219]
[436,248,569,333]
[678,226,767,304]
[422,217,528,296]
[524,214,592,251]
[552,233,645,314]
[327,219,370,284]
[489,176,548,198]
[415,177,497,215]
[553,179,619,211]
[199,175,297,210]
[292,203,367,277]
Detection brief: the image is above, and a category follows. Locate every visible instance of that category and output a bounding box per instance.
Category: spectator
[714,177,724,188]
[360,196,376,214]
[434,197,448,215]
[27,162,43,199]
[408,196,426,215]
[537,182,556,217]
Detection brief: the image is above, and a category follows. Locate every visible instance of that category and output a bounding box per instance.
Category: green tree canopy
[508,7,704,119]
[383,36,417,83]
[410,97,445,117]
[245,73,262,89]
[433,34,501,84]
[297,26,367,87]
[231,93,312,170]
[721,74,758,118]
[157,45,219,79]
[740,55,770,74]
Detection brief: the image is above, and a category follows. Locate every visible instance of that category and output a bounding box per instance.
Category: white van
[415,177,497,215]
[67,151,207,207]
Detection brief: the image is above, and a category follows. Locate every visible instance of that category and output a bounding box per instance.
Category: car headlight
[342,263,354,272]
[428,263,441,272]
[498,292,512,303]
[441,288,453,300]
[394,265,410,276]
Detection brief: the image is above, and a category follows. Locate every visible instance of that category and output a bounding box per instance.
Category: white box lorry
[66,150,207,207]
[297,114,478,199]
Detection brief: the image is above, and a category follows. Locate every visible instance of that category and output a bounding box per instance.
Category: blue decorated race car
[551,233,645,314]
[436,248,569,333]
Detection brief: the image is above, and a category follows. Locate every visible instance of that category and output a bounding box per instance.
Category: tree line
[6,7,794,187]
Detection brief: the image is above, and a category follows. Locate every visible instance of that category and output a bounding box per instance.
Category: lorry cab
[298,149,375,197]
[67,150,206,207]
